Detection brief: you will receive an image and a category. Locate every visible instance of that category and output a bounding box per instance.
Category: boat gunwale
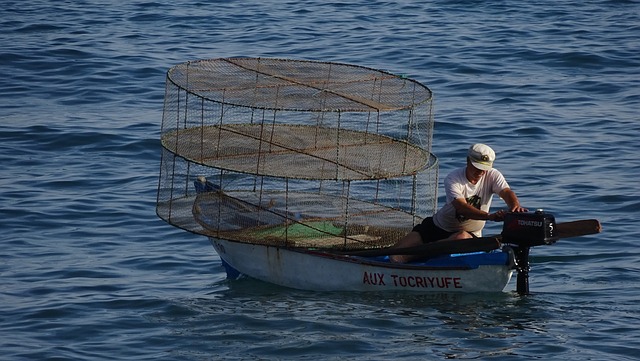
[240,242,514,272]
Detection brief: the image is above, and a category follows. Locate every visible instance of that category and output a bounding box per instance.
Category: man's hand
[509,205,528,213]
[488,210,507,222]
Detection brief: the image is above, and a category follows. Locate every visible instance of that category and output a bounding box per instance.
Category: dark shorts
[411,217,455,244]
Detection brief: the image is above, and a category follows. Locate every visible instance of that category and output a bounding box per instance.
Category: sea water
[1,0,639,359]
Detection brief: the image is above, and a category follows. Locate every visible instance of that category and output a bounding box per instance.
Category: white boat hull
[210,238,515,293]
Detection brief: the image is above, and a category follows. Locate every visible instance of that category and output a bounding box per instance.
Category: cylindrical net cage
[156,58,438,250]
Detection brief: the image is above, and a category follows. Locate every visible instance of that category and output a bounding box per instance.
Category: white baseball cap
[468,143,495,170]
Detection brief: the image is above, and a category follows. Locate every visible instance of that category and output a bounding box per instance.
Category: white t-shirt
[433,167,510,236]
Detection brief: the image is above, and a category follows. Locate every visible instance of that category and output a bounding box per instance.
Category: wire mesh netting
[156,58,438,250]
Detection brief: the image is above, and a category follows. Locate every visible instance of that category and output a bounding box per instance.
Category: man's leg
[389,231,423,263]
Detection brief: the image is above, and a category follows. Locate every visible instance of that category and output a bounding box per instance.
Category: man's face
[465,159,487,184]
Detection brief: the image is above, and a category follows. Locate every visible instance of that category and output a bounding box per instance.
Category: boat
[156,58,600,294]
[209,238,515,293]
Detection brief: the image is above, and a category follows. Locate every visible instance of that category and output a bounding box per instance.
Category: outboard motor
[501,210,558,295]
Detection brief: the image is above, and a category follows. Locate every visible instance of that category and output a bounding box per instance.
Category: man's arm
[451,198,503,221]
[451,188,528,222]
[498,188,528,213]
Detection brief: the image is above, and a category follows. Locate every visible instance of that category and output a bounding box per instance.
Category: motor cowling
[502,210,559,247]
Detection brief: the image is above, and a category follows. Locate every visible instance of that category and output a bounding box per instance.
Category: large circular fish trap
[156,58,438,250]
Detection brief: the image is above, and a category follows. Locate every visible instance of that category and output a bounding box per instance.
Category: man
[390,143,528,263]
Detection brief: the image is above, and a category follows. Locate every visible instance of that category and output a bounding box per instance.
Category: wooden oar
[342,237,501,258]
[555,219,601,239]
[340,219,601,258]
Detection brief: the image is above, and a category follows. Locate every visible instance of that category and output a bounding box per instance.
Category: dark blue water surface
[2,0,639,359]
